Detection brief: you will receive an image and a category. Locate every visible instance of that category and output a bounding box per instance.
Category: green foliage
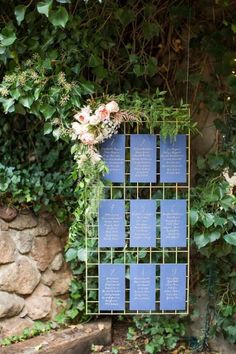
[190,147,236,345]
[128,316,186,353]
[0,55,90,123]
[191,149,236,257]
[0,321,57,347]
[0,114,77,221]
[0,0,235,349]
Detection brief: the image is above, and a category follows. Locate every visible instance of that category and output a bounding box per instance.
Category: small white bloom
[80,132,95,145]
[89,114,101,125]
[106,100,119,113]
[90,150,102,164]
[74,106,91,124]
[72,122,89,136]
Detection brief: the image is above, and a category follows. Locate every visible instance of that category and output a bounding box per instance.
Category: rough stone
[0,219,9,231]
[210,335,236,354]
[41,269,55,287]
[0,318,112,353]
[9,212,37,231]
[51,267,73,296]
[25,284,52,320]
[30,234,62,271]
[0,232,16,264]
[29,217,51,237]
[0,207,17,222]
[0,316,34,339]
[0,292,25,319]
[50,253,64,271]
[0,256,40,295]
[189,286,236,354]
[49,218,67,237]
[11,230,34,254]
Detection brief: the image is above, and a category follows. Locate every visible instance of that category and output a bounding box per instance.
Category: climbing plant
[0,0,236,352]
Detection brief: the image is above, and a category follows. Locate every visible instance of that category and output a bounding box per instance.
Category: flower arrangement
[71,100,136,166]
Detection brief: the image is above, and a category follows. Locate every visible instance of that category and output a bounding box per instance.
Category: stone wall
[0,207,72,339]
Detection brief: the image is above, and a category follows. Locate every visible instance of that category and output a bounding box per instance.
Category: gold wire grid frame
[85,117,190,315]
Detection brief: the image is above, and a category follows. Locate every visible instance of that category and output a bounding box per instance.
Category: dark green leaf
[43,122,53,135]
[190,209,198,225]
[37,0,52,17]
[224,232,236,246]
[77,248,87,262]
[202,213,215,228]
[40,104,56,119]
[49,7,69,28]
[65,248,77,262]
[0,26,16,46]
[14,5,27,25]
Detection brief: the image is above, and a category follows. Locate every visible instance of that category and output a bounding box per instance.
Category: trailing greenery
[190,146,236,348]
[0,321,58,347]
[0,0,235,352]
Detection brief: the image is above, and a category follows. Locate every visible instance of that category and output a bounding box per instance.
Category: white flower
[89,150,102,164]
[77,154,88,167]
[89,114,101,125]
[106,100,119,113]
[103,128,111,138]
[80,132,95,145]
[74,106,91,124]
[72,122,89,136]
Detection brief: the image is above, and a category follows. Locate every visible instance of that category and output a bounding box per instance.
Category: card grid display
[85,117,190,315]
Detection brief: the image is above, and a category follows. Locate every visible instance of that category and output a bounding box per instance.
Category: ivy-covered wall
[0,1,235,352]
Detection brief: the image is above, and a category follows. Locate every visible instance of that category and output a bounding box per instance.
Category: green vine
[0,1,235,352]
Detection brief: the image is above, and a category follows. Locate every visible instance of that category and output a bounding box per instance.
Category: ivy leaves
[191,152,236,255]
[49,7,69,28]
[224,233,236,246]
[14,5,27,25]
[14,1,70,29]
[37,0,52,17]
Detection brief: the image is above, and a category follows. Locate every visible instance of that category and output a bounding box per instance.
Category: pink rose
[106,101,119,113]
[95,104,110,121]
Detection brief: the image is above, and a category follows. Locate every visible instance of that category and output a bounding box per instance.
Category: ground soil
[91,320,219,354]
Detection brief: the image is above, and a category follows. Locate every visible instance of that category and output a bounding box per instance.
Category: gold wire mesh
[85,118,190,315]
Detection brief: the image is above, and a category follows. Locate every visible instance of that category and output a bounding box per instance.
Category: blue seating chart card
[100,134,125,183]
[130,264,156,311]
[99,264,125,311]
[99,200,125,248]
[160,200,187,248]
[130,200,156,247]
[130,134,157,183]
[160,134,187,183]
[160,264,186,310]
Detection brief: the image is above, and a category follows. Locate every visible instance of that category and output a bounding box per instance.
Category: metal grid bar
[86,117,190,315]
